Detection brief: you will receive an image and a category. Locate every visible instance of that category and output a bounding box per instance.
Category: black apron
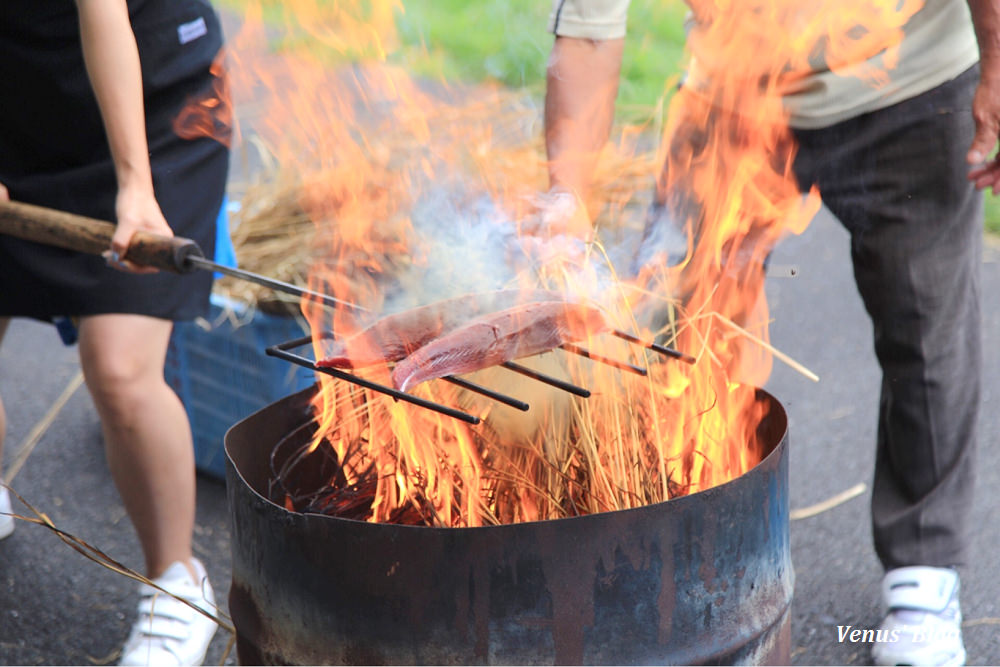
[0,0,229,321]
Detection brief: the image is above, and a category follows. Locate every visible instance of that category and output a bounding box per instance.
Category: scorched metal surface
[225,384,792,665]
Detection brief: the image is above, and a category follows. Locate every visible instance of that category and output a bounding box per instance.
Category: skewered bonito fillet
[315,289,567,369]
[391,301,610,392]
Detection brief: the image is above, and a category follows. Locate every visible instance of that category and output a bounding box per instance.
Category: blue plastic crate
[165,293,315,480]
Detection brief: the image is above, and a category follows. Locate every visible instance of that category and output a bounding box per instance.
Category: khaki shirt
[548,0,979,128]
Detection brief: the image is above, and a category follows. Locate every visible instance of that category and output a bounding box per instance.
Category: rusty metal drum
[225,384,792,665]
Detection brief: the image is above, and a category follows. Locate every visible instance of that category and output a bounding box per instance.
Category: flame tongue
[219,0,916,526]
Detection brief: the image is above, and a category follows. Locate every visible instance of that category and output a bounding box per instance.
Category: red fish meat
[391,301,609,392]
[316,289,567,369]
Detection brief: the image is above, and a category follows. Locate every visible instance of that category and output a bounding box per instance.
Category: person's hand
[105,183,172,274]
[505,187,592,275]
[521,187,593,241]
[967,63,1000,192]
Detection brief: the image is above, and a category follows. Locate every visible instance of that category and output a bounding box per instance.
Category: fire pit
[224,383,792,665]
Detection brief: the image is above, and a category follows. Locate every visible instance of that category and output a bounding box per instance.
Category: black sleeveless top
[0,0,229,320]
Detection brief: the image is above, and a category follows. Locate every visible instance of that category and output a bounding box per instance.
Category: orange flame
[647,0,920,489]
[173,51,234,147]
[220,0,919,526]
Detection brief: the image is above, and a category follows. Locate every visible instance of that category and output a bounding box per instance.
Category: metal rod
[611,329,696,364]
[274,333,315,351]
[0,199,369,313]
[442,377,530,411]
[274,332,529,412]
[560,343,648,376]
[501,362,591,398]
[186,256,369,313]
[265,344,481,425]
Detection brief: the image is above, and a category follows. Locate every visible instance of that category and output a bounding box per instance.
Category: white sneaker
[872,566,966,667]
[119,559,218,666]
[0,486,14,540]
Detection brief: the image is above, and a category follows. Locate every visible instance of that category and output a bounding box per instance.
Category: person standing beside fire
[543,0,1000,665]
[0,0,229,664]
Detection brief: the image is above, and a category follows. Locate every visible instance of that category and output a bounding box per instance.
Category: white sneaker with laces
[119,559,218,666]
[872,566,965,667]
[0,486,14,540]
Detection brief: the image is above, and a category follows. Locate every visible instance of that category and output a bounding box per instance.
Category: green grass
[393,0,689,114]
[217,0,690,116]
[391,3,551,90]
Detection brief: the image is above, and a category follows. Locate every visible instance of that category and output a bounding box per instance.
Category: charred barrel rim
[224,384,792,666]
[228,384,788,525]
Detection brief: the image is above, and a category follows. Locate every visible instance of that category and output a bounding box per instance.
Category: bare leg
[77,314,196,580]
[0,317,9,471]
[0,317,14,538]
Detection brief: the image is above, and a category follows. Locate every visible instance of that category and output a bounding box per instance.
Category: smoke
[378,178,626,317]
[383,185,520,312]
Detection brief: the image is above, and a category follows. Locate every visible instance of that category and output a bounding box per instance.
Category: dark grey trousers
[791,65,982,570]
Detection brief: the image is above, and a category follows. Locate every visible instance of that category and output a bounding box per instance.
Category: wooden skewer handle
[0,199,204,273]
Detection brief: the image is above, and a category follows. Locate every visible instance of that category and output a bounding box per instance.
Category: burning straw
[223,108,694,526]
[215,0,894,528]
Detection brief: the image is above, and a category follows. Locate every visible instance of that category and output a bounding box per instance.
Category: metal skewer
[267,332,595,422]
[299,331,530,411]
[501,361,591,398]
[268,333,532,420]
[611,329,696,364]
[267,324,702,424]
[185,256,367,312]
[560,343,648,376]
[442,377,530,411]
[266,339,482,425]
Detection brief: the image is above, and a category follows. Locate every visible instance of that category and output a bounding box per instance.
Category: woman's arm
[75,0,171,270]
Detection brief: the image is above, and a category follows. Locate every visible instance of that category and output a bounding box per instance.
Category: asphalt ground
[768,210,1000,665]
